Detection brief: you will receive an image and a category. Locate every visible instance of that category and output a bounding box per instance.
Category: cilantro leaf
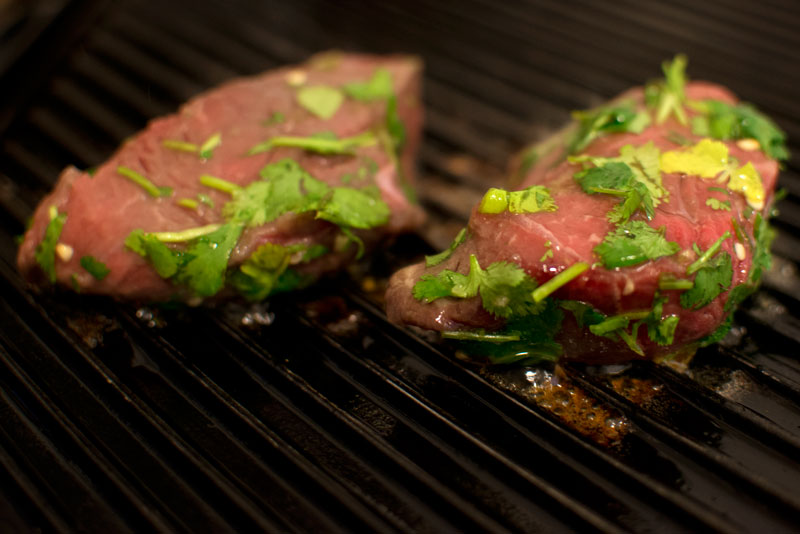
[478,185,558,214]
[385,94,406,153]
[80,256,110,281]
[250,131,377,156]
[412,255,545,319]
[297,85,344,119]
[645,54,688,125]
[691,99,789,161]
[174,223,243,297]
[426,228,468,267]
[229,242,295,301]
[342,68,393,101]
[680,252,732,310]
[444,299,565,366]
[594,221,680,268]
[574,161,635,194]
[560,300,605,329]
[316,186,390,229]
[643,296,679,345]
[34,209,67,284]
[705,198,731,211]
[125,229,181,278]
[568,102,651,154]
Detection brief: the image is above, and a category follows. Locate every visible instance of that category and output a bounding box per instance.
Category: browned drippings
[65,312,118,348]
[482,366,630,447]
[608,375,665,407]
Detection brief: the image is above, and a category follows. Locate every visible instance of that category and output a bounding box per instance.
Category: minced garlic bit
[285,69,307,87]
[734,242,747,261]
[736,138,761,151]
[623,277,635,296]
[55,243,73,262]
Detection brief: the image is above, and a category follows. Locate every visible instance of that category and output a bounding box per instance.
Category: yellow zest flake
[727,162,765,210]
[660,139,731,179]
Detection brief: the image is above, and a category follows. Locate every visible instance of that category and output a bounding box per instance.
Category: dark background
[1,1,800,532]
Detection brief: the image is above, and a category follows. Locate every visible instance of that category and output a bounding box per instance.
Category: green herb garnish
[297,85,344,119]
[162,139,199,153]
[594,221,680,268]
[686,231,730,275]
[199,132,222,159]
[343,68,393,101]
[80,256,110,281]
[426,228,468,267]
[705,198,731,211]
[478,185,558,215]
[34,207,67,283]
[531,262,589,303]
[263,111,285,126]
[200,174,240,195]
[117,166,173,197]
[690,99,789,160]
[681,251,732,310]
[413,254,544,318]
[568,102,651,154]
[645,54,688,125]
[248,131,377,156]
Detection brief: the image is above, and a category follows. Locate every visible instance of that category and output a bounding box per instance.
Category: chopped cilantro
[249,131,377,156]
[594,221,680,268]
[644,54,688,125]
[228,242,295,301]
[79,256,110,281]
[478,185,558,214]
[686,231,730,275]
[125,229,181,278]
[705,198,731,211]
[162,139,199,153]
[445,299,565,366]
[263,111,285,126]
[531,262,588,303]
[568,102,650,154]
[199,132,222,159]
[117,166,173,198]
[317,186,390,229]
[174,223,243,297]
[385,94,406,153]
[681,251,732,310]
[200,174,240,195]
[297,85,344,119]
[342,68,393,101]
[540,240,553,262]
[177,198,199,210]
[699,313,734,347]
[34,208,67,284]
[413,254,544,318]
[571,142,665,222]
[560,300,605,329]
[426,227,468,267]
[690,99,789,160]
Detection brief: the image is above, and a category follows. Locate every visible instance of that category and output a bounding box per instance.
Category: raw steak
[386,58,783,365]
[18,52,424,302]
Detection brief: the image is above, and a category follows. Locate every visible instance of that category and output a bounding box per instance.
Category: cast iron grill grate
[2,0,800,532]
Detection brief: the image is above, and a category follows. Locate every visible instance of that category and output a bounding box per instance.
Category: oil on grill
[1,0,800,532]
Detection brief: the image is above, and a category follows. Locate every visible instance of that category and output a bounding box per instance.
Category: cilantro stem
[199,132,222,159]
[162,139,199,153]
[268,132,377,155]
[532,262,589,303]
[150,224,222,242]
[117,166,172,198]
[658,277,694,290]
[687,231,731,275]
[200,174,240,194]
[177,198,199,210]
[442,330,521,342]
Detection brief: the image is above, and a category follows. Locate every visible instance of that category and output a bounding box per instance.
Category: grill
[2,0,800,532]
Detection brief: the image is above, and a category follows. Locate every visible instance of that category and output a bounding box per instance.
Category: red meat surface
[386,82,780,364]
[18,52,424,301]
